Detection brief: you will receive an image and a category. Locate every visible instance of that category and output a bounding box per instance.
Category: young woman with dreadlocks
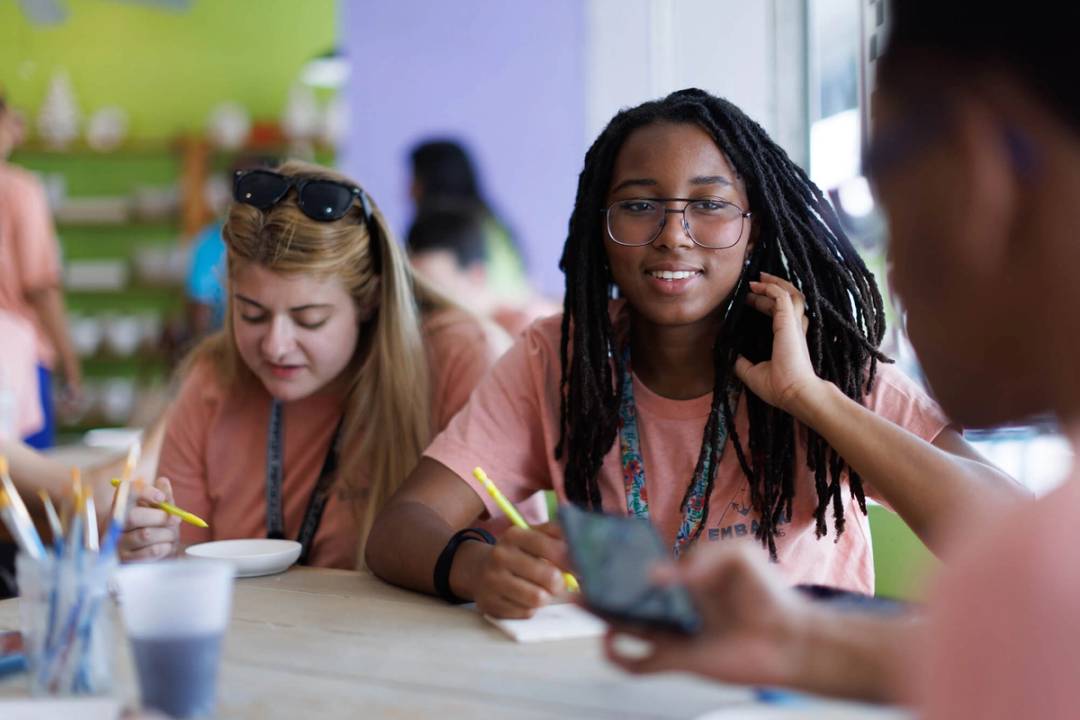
[366,89,1024,618]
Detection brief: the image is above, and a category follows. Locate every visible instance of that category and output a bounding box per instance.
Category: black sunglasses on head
[232,168,383,272]
[233,169,371,222]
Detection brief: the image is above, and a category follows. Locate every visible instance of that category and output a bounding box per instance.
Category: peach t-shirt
[425,301,950,594]
[914,468,1080,719]
[158,307,528,569]
[491,296,560,339]
[0,163,61,368]
[0,310,42,438]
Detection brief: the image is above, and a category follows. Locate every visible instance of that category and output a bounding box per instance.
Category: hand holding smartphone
[558,504,701,634]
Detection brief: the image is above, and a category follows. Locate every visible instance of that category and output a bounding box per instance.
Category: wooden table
[0,567,908,719]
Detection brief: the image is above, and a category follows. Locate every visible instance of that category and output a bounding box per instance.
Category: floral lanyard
[617,346,734,557]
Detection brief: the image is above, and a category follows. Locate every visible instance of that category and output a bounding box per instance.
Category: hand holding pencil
[473,468,579,593]
[109,477,207,529]
[117,477,186,563]
[467,467,579,619]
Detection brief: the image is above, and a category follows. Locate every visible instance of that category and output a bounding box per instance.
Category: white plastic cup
[115,560,234,718]
[17,552,116,696]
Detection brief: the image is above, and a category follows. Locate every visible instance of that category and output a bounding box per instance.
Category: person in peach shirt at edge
[365,88,1026,618]
[0,94,82,449]
[0,310,43,440]
[118,161,514,569]
[406,203,559,338]
[577,3,1080,718]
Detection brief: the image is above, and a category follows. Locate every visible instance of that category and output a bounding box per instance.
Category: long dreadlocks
[555,88,890,558]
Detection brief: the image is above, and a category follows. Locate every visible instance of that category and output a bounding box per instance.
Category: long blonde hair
[188,160,451,564]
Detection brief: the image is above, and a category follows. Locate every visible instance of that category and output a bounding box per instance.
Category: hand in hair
[473,522,574,619]
[734,273,825,419]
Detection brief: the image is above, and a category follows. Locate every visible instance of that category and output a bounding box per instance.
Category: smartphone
[796,584,909,614]
[558,504,702,634]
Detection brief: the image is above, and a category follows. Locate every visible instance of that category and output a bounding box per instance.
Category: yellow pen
[110,477,209,529]
[472,467,579,593]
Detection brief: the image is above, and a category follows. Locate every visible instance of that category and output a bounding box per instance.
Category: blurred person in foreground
[602,3,1080,718]
[0,419,166,597]
[0,94,81,449]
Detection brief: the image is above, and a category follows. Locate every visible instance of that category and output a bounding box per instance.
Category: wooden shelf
[210,143,337,158]
[81,357,170,381]
[81,351,169,365]
[13,140,179,158]
[57,220,179,232]
[65,287,183,316]
[67,282,182,296]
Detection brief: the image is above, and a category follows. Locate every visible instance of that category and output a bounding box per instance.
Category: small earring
[743,258,751,268]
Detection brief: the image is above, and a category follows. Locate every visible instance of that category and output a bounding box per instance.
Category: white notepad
[482,602,608,642]
[0,699,121,720]
[696,702,912,719]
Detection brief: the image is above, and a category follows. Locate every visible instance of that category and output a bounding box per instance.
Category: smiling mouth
[646,270,702,281]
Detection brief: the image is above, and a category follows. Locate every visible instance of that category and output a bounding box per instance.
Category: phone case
[558,504,701,634]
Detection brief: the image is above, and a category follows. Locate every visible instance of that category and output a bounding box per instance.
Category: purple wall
[338,0,586,296]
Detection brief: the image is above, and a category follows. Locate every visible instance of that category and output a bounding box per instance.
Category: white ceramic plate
[185,539,302,578]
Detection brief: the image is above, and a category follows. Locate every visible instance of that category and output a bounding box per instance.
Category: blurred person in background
[0,93,81,449]
[0,309,42,441]
[406,204,558,337]
[185,155,278,341]
[409,139,538,303]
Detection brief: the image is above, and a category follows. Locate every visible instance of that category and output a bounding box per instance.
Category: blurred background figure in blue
[184,155,277,342]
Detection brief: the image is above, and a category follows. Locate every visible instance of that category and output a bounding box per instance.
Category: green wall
[0,0,336,140]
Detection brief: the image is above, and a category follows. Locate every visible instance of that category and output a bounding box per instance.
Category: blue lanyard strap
[265,399,344,565]
[616,346,731,557]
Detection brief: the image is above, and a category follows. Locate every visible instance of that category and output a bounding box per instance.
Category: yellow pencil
[110,477,209,529]
[472,467,579,593]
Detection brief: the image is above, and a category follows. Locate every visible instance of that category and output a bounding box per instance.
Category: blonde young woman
[118,162,518,568]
